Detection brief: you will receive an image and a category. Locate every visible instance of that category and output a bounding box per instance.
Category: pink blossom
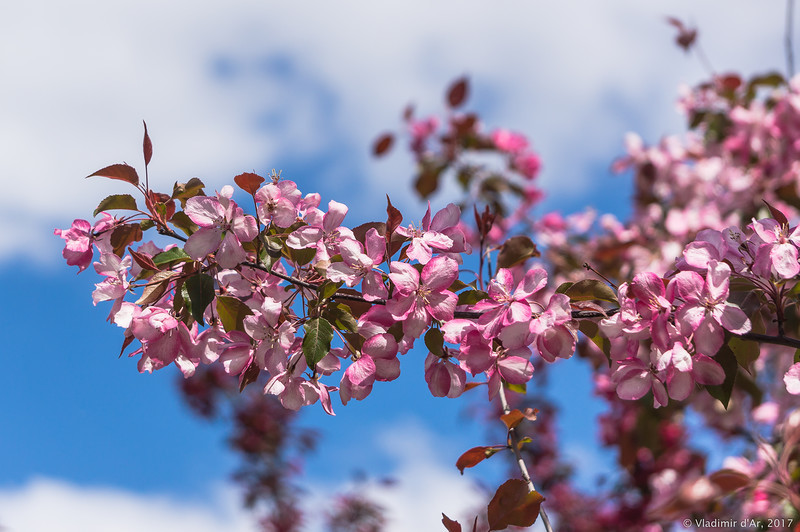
[286,200,355,262]
[54,219,94,272]
[784,362,800,395]
[183,187,258,269]
[130,307,197,376]
[395,203,463,264]
[326,228,388,300]
[612,355,669,408]
[424,351,466,398]
[386,256,459,338]
[474,267,547,339]
[750,217,800,279]
[255,180,301,228]
[491,129,529,153]
[512,152,542,180]
[670,260,751,356]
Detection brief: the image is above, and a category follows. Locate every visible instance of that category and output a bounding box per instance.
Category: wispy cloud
[0,478,254,532]
[4,0,785,263]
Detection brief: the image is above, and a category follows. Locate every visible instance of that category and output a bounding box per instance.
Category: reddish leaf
[143,121,153,167]
[497,235,539,268]
[463,382,486,392]
[234,172,265,195]
[500,409,525,430]
[447,77,469,108]
[118,333,135,358]
[352,222,386,245]
[487,479,544,531]
[87,164,140,187]
[456,446,501,475]
[709,469,750,493]
[135,271,176,306]
[717,73,743,93]
[239,361,260,392]
[764,199,789,226]
[128,247,159,272]
[441,514,461,532]
[665,17,697,52]
[110,224,143,257]
[402,104,415,122]
[372,133,394,157]
[386,196,403,243]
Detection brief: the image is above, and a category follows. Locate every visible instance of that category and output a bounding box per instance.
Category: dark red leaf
[352,222,386,245]
[234,172,265,195]
[441,514,461,532]
[118,333,135,358]
[239,361,260,392]
[665,17,696,52]
[497,235,539,268]
[111,224,143,257]
[709,469,751,493]
[487,479,544,531]
[128,247,159,271]
[372,133,395,157]
[386,196,403,242]
[447,77,469,108]
[764,199,789,226]
[143,121,153,167]
[500,409,525,430]
[87,164,140,187]
[456,446,500,475]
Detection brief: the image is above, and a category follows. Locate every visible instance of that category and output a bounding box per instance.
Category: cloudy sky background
[0,1,790,530]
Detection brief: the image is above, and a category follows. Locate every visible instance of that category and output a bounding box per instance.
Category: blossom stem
[498,385,554,532]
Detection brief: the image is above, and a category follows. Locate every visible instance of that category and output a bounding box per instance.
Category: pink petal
[388,262,419,293]
[421,256,458,291]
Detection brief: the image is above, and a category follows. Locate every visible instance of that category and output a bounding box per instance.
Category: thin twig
[497,385,554,532]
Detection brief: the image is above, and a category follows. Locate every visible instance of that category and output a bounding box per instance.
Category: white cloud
[2,0,788,262]
[0,421,543,532]
[0,478,255,532]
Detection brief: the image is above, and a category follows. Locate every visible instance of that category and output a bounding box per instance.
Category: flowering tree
[55,17,800,532]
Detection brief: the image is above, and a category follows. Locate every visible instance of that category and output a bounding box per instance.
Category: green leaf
[555,282,574,294]
[216,295,253,333]
[424,328,444,355]
[93,194,138,216]
[505,382,526,394]
[578,320,612,365]
[564,279,618,304]
[152,247,191,267]
[170,211,199,237]
[795,349,800,364]
[185,273,215,325]
[497,235,539,269]
[448,279,469,292]
[706,344,738,409]
[319,281,343,301]
[323,303,359,333]
[303,318,334,368]
[458,289,489,306]
[172,178,206,205]
[728,337,759,373]
[86,163,140,186]
[288,245,316,266]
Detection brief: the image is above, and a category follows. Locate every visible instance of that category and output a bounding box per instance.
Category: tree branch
[498,385,554,532]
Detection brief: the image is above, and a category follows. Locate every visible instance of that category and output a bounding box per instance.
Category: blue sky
[0,1,789,530]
